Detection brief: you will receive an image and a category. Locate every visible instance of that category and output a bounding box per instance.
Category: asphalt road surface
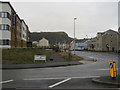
[2,51,120,89]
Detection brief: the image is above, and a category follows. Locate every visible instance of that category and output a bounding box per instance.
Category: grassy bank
[59,52,83,61]
[2,48,54,64]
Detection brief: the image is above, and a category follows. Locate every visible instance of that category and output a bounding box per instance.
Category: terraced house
[0,1,29,48]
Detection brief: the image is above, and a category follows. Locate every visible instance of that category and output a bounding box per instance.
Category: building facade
[32,41,38,47]
[0,2,11,48]
[37,38,50,48]
[21,20,28,48]
[88,29,120,52]
[58,42,69,51]
[70,39,89,50]
[0,2,29,48]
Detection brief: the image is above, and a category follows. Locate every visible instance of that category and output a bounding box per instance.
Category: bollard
[109,60,117,79]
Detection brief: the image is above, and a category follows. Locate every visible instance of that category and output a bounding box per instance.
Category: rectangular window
[12,13,16,25]
[0,24,9,30]
[1,12,9,18]
[3,40,9,45]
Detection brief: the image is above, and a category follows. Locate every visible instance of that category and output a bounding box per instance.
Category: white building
[32,41,38,47]
[37,38,50,48]
[70,39,89,50]
[21,20,27,41]
[0,2,29,48]
[58,42,69,51]
[0,2,11,48]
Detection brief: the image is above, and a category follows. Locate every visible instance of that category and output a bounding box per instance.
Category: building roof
[102,29,119,36]
[89,29,119,43]
[40,38,48,41]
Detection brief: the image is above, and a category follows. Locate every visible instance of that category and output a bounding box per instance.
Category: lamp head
[74,17,77,20]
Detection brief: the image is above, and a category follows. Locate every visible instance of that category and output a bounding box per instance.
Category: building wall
[1,3,11,14]
[88,30,120,52]
[0,2,30,48]
[16,15,22,48]
[10,7,16,48]
[102,31,118,51]
[37,38,50,48]
[0,2,11,48]
[21,20,27,48]
[21,20,27,41]
[26,25,29,42]
[70,40,89,50]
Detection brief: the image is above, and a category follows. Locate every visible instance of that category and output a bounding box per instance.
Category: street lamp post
[74,17,77,55]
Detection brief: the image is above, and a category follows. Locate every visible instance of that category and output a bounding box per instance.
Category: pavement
[92,75,120,86]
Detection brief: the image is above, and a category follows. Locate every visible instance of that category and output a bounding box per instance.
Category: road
[2,51,120,89]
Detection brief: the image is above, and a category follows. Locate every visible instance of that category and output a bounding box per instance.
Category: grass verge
[2,48,54,64]
[59,51,83,61]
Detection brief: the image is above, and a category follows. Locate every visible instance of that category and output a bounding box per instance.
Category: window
[1,12,9,18]
[12,13,16,25]
[0,24,9,30]
[23,34,24,38]
[3,40,9,45]
[0,40,9,45]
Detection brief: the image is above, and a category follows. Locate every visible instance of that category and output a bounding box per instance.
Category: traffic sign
[110,63,113,68]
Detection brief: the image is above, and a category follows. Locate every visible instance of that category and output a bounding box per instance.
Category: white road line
[97,68,109,71]
[71,76,100,79]
[24,76,100,81]
[0,80,13,84]
[49,78,71,88]
[97,68,119,71]
[24,77,65,80]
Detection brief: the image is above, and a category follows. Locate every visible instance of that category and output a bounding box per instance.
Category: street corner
[92,76,120,86]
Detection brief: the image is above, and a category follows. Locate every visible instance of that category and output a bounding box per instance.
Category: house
[37,38,50,48]
[0,1,30,48]
[88,29,120,52]
[32,41,38,47]
[58,42,70,51]
[70,39,89,50]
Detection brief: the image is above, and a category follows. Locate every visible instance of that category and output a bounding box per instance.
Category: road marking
[22,69,36,70]
[24,76,100,81]
[97,68,118,71]
[24,77,65,80]
[0,80,13,84]
[71,76,100,79]
[97,68,109,71]
[49,78,71,88]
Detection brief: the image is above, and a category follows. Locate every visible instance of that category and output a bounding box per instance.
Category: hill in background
[29,32,73,45]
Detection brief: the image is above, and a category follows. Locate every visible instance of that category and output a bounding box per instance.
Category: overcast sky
[9,1,118,39]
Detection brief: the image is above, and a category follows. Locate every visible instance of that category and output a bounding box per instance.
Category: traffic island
[92,76,120,86]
